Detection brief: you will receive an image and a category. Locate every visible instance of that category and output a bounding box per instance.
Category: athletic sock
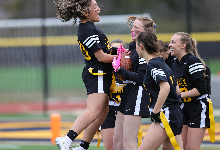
[67,130,78,141]
[80,140,90,150]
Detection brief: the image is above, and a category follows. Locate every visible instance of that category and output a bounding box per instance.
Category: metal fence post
[41,0,49,116]
[186,0,192,34]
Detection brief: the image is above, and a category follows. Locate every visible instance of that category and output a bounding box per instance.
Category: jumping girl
[54,0,117,149]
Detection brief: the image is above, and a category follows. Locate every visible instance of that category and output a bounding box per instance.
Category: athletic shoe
[55,137,71,150]
[72,146,86,150]
[71,147,80,150]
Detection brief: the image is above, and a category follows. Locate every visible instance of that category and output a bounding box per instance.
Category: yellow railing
[0,32,220,47]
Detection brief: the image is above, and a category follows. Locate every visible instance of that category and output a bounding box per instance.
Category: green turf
[0,60,219,103]
[50,64,85,89]
[0,64,85,91]
[0,63,86,102]
[205,59,220,74]
[1,60,219,91]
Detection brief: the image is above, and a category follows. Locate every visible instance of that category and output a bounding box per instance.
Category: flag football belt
[207,98,215,143]
[160,111,181,150]
[88,68,106,75]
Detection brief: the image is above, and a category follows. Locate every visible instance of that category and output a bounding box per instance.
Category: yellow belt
[138,126,142,147]
[207,99,215,143]
[88,68,106,75]
[160,111,181,150]
[96,130,101,148]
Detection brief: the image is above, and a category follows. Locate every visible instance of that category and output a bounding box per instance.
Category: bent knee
[83,109,100,120]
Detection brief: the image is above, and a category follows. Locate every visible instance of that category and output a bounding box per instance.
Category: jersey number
[79,41,91,60]
[177,78,192,102]
[170,76,173,84]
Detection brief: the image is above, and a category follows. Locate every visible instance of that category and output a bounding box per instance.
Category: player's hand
[112,54,121,72]
[125,49,131,55]
[150,112,161,123]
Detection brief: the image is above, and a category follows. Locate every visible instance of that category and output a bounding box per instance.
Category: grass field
[1,59,219,91]
[206,59,220,74]
[0,64,85,91]
[1,63,86,102]
[0,59,220,103]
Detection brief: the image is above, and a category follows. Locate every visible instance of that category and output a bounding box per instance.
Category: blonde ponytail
[191,38,206,74]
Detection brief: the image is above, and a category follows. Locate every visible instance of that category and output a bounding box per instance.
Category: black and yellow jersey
[165,52,176,69]
[143,57,179,110]
[172,53,205,102]
[109,72,125,103]
[77,21,113,70]
[117,41,147,86]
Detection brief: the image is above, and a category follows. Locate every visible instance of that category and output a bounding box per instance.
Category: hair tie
[154,25,156,28]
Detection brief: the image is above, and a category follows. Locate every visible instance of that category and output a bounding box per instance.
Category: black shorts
[182,96,210,128]
[100,101,119,130]
[119,84,150,118]
[159,104,183,136]
[82,68,112,95]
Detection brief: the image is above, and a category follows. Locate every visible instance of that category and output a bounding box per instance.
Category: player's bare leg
[113,111,124,150]
[56,93,109,150]
[123,115,141,150]
[70,93,109,135]
[100,128,114,150]
[162,135,183,150]
[80,97,109,143]
[181,125,188,150]
[185,127,206,150]
[138,122,167,150]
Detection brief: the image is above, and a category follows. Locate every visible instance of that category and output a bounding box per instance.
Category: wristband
[150,112,161,123]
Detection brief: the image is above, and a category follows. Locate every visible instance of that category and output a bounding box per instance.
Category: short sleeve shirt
[143,57,179,109]
[77,21,112,70]
[172,53,205,102]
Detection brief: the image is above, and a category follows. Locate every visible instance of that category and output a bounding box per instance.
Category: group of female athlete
[54,0,214,150]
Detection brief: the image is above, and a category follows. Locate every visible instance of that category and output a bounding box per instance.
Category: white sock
[64,136,73,147]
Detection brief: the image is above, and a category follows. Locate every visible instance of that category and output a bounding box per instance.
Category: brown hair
[110,39,126,48]
[54,0,92,25]
[175,32,206,73]
[127,16,156,33]
[158,40,168,53]
[136,29,159,55]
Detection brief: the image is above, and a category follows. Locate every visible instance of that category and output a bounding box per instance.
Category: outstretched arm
[94,49,117,63]
[117,68,145,85]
